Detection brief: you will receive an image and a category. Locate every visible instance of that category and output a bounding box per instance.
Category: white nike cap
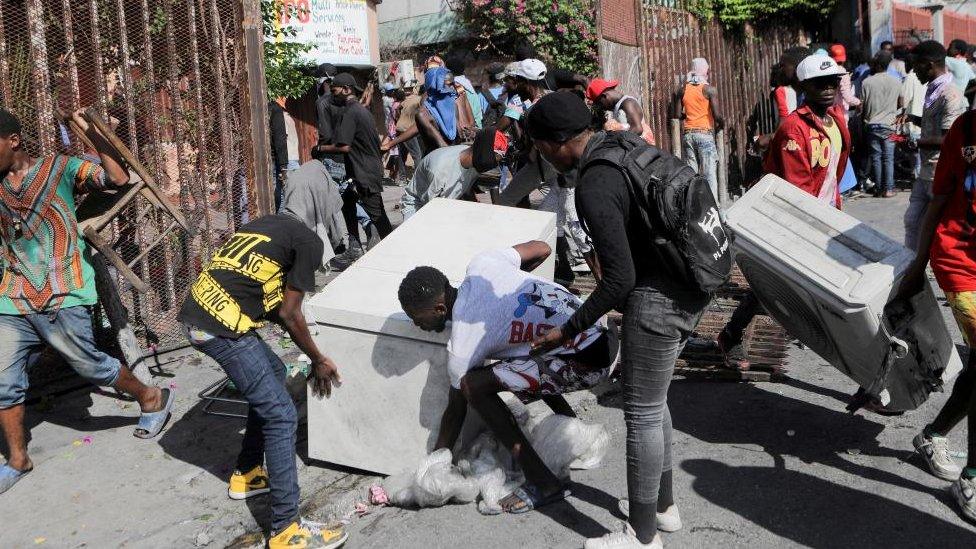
[507,59,547,81]
[796,54,847,82]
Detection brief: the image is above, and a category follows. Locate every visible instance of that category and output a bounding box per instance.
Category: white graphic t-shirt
[447,248,606,388]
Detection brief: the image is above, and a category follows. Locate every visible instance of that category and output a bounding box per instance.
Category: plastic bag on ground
[529,414,610,474]
[383,448,480,508]
[382,408,610,513]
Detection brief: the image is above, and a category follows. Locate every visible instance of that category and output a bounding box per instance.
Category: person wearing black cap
[528,91,710,549]
[313,63,347,180]
[400,126,508,218]
[315,73,392,272]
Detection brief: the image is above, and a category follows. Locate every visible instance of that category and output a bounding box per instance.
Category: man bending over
[400,126,507,219]
[398,241,619,513]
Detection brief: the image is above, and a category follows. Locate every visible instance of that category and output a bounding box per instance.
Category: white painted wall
[377,0,451,23]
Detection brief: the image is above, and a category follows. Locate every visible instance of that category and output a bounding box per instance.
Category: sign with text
[277,0,372,66]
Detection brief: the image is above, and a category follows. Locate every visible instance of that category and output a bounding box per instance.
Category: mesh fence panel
[640,0,797,194]
[0,0,259,354]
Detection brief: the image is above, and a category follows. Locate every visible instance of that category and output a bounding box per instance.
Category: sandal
[0,463,31,495]
[502,483,569,514]
[134,388,175,439]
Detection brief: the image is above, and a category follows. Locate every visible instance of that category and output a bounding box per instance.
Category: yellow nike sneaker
[228,465,270,500]
[267,520,348,549]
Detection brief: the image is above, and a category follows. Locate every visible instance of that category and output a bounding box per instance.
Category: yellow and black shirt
[178,214,324,338]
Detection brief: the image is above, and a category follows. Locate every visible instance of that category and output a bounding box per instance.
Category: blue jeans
[187,329,298,531]
[0,306,121,408]
[683,131,718,201]
[273,160,301,213]
[867,124,895,193]
[621,286,708,538]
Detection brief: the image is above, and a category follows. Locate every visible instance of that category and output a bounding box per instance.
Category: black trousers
[722,292,762,345]
[342,183,392,246]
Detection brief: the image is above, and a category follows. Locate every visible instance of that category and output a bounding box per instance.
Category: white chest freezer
[306,199,557,474]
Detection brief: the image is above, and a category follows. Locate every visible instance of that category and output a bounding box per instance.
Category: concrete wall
[598,1,645,108]
[599,39,643,100]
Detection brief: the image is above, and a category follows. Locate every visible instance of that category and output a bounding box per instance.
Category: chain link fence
[0,0,262,355]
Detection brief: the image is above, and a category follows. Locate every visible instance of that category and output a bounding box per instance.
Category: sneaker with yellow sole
[267,519,348,549]
[228,465,270,500]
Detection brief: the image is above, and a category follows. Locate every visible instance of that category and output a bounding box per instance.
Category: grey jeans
[622,286,708,522]
[903,163,935,251]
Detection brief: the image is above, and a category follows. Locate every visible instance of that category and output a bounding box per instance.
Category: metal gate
[640,0,797,192]
[0,0,264,353]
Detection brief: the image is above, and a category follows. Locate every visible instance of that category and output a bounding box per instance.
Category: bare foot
[139,387,166,414]
[6,456,33,473]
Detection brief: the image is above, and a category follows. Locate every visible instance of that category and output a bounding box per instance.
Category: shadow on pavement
[666,379,936,495]
[157,396,246,480]
[1,389,140,459]
[683,458,975,546]
[531,481,622,539]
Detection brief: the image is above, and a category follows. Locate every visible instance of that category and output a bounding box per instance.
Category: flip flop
[503,483,570,514]
[134,388,175,439]
[0,463,32,495]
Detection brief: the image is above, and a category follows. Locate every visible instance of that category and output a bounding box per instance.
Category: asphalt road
[2,190,974,548]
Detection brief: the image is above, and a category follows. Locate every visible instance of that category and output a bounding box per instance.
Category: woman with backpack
[528,91,723,549]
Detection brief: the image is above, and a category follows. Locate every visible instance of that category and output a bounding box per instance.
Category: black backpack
[580,131,732,293]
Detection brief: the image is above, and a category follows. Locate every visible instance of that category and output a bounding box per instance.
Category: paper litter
[381,402,609,514]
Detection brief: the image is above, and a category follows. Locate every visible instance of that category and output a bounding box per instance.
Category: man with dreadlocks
[398,241,619,514]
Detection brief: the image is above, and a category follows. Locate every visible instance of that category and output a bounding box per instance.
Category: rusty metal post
[163,0,193,215]
[670,119,682,159]
[114,0,152,320]
[634,0,651,113]
[24,0,55,154]
[185,0,214,257]
[88,0,108,119]
[59,0,82,154]
[716,128,728,206]
[139,0,177,308]
[242,0,273,217]
[208,0,236,229]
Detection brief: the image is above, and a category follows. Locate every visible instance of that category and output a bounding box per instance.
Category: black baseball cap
[526,91,592,143]
[331,73,362,92]
[317,63,338,78]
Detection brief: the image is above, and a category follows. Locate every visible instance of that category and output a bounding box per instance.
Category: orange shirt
[682,83,714,131]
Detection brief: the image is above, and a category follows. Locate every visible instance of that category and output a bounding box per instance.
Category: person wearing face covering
[416,67,461,153]
[400,127,508,219]
[675,57,724,201]
[315,73,393,272]
[312,63,347,182]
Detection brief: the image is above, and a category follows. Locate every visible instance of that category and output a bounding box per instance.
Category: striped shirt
[0,155,107,314]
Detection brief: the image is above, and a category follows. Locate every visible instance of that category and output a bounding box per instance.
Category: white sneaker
[913,432,963,481]
[951,475,976,523]
[584,524,662,549]
[617,500,683,532]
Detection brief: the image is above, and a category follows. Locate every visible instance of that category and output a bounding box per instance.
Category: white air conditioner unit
[725,175,963,411]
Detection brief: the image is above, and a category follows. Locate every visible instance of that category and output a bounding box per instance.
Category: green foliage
[261,0,315,100]
[453,0,599,75]
[686,0,839,27]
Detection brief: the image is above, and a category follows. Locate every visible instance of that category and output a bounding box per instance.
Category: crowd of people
[2,33,976,549]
